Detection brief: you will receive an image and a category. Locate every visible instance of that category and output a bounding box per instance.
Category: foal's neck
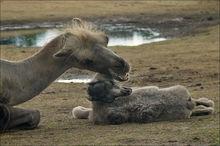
[92,73,114,82]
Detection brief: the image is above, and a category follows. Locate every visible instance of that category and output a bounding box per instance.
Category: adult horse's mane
[64,19,107,44]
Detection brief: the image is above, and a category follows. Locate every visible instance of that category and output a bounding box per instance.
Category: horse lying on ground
[0,19,130,131]
[72,73,214,124]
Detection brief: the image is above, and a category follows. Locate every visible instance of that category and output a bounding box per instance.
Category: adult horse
[0,19,130,130]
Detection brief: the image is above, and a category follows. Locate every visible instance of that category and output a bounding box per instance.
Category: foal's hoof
[121,86,132,96]
[196,98,214,107]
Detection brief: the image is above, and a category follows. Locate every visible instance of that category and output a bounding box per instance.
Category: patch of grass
[0,28,47,39]
[0,45,39,60]
[0,25,219,145]
[1,1,219,23]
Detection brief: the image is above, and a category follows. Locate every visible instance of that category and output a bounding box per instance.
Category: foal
[73,74,214,124]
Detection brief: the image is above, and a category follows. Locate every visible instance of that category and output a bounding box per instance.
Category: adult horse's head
[53,18,130,81]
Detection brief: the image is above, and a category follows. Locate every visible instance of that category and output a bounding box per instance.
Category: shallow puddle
[0,23,166,47]
[56,79,92,84]
[1,23,167,83]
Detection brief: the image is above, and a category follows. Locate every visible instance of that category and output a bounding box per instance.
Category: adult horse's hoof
[24,110,41,130]
[0,103,10,131]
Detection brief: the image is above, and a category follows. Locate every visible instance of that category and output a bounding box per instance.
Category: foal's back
[92,85,195,124]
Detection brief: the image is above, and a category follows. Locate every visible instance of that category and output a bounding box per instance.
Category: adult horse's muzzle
[108,57,130,81]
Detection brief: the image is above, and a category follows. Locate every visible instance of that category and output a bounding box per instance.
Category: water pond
[0,23,167,83]
[0,23,166,47]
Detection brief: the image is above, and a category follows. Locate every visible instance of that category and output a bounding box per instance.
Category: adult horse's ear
[53,48,73,58]
[53,33,73,58]
[72,18,84,27]
[53,32,81,59]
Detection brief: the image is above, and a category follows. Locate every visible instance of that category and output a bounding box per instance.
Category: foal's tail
[191,98,214,116]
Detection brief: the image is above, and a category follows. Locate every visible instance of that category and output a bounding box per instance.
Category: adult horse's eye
[84,59,94,66]
[105,36,109,44]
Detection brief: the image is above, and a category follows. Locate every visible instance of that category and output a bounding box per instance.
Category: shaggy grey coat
[73,74,214,124]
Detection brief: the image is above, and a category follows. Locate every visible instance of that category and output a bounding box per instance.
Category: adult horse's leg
[0,103,40,131]
[0,103,10,131]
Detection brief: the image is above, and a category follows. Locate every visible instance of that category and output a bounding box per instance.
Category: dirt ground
[0,1,219,145]
[0,1,219,23]
[1,0,219,38]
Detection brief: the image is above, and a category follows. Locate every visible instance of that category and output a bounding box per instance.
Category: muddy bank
[59,13,219,81]
[1,13,220,81]
[1,13,219,82]
[1,14,220,81]
[0,25,219,145]
[1,13,219,38]
[94,13,219,37]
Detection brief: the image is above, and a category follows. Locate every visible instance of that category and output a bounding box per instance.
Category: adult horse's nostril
[124,61,130,72]
[118,58,127,67]
[119,61,124,68]
[120,59,130,73]
[114,58,130,76]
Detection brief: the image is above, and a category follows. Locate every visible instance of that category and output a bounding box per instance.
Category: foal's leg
[194,98,214,107]
[72,106,92,119]
[191,105,214,116]
[0,104,40,131]
[191,98,215,116]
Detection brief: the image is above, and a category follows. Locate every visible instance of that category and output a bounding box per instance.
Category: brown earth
[0,25,219,145]
[0,1,219,145]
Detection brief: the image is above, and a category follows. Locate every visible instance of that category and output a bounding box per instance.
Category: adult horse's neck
[8,35,72,105]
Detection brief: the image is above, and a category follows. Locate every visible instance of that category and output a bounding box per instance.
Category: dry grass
[0,1,219,145]
[1,1,219,23]
[0,29,47,39]
[0,25,219,145]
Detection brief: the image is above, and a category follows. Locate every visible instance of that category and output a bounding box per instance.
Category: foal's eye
[110,81,115,85]
[84,59,94,66]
